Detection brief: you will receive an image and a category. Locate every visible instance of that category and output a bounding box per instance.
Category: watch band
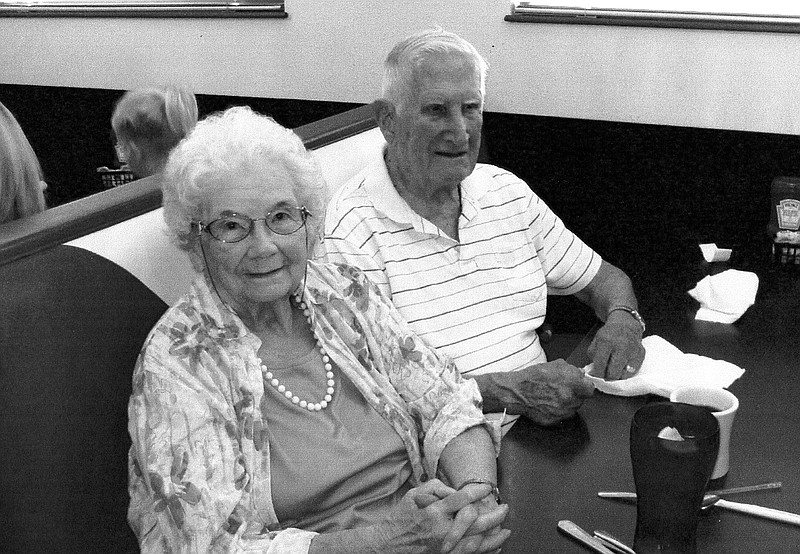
[607,305,646,333]
[456,478,503,504]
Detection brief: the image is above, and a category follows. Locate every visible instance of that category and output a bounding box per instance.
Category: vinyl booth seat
[0,245,168,552]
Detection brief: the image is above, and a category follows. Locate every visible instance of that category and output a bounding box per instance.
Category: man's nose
[446,112,470,143]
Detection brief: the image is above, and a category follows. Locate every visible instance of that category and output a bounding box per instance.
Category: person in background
[320,28,646,430]
[128,106,509,553]
[111,85,198,179]
[0,101,47,225]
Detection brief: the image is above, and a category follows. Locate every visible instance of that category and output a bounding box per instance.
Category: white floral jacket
[128,261,500,553]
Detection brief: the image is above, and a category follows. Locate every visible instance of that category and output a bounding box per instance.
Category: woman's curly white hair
[162,105,327,253]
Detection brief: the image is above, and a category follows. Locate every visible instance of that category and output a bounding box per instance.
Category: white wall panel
[1,0,799,134]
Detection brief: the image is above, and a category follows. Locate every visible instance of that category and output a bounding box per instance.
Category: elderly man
[320,28,645,429]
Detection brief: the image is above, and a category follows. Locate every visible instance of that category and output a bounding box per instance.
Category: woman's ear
[187,242,206,274]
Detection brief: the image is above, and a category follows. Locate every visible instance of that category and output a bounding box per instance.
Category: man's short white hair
[381,27,489,112]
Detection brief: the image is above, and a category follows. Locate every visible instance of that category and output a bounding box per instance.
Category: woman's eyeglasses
[195,206,311,243]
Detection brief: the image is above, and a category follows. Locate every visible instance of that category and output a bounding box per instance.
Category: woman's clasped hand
[310,479,508,553]
[384,480,508,554]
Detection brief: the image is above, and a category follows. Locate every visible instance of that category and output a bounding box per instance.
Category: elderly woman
[111,85,198,179]
[128,106,509,553]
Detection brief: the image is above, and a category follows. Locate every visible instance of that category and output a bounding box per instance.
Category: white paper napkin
[699,243,732,263]
[584,335,745,397]
[688,269,759,324]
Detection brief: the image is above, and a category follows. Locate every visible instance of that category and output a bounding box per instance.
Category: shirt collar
[366,147,489,233]
[364,147,418,225]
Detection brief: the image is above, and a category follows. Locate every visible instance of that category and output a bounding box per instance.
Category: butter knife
[558,520,616,554]
[708,496,800,527]
[593,530,636,554]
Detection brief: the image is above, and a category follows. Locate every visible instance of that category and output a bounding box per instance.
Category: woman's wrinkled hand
[373,479,509,554]
[441,484,509,554]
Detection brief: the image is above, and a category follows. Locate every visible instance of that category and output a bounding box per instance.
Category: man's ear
[372,99,396,142]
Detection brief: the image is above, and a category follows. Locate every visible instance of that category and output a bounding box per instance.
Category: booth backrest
[68,122,385,305]
[0,245,167,552]
[0,104,381,552]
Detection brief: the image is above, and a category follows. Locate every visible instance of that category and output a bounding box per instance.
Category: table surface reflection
[498,265,800,553]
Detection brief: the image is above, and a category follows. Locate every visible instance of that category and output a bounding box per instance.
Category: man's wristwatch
[607,305,646,333]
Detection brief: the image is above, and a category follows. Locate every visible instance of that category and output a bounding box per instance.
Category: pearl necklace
[262,296,335,412]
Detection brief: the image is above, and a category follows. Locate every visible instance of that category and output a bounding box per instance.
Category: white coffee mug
[670,386,739,480]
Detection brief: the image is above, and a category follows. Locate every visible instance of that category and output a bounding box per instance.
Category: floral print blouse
[128,261,500,553]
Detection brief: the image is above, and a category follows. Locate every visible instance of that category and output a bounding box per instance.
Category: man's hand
[587,311,645,380]
[473,361,595,426]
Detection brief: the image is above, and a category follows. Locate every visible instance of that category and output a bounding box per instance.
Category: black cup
[630,402,720,553]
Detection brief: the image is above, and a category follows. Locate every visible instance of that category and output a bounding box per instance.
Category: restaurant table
[498,262,800,553]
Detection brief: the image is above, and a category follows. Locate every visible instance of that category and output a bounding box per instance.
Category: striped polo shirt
[319,154,602,378]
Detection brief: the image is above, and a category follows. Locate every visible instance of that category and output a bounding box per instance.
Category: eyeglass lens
[206,207,306,242]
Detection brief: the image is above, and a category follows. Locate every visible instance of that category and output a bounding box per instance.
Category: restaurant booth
[0,105,383,552]
[3,82,800,552]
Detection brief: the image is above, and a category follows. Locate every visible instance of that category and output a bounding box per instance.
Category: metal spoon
[701,494,718,511]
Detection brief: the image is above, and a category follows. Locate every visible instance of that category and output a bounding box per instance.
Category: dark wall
[482,113,800,330]
[3,84,798,330]
[0,84,360,207]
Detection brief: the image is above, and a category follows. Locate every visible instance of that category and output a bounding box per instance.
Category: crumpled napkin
[584,335,745,397]
[699,242,732,262]
[688,269,759,323]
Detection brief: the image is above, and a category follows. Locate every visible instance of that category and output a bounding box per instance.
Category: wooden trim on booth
[0,179,162,266]
[0,102,376,267]
[295,102,377,150]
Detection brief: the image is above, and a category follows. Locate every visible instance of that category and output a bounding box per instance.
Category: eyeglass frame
[193,206,312,243]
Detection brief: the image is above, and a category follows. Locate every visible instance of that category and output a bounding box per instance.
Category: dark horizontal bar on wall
[505,7,800,34]
[0,1,287,18]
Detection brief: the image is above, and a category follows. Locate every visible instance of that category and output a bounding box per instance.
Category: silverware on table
[703,494,800,526]
[598,481,782,501]
[597,481,800,527]
[557,520,616,554]
[593,529,636,554]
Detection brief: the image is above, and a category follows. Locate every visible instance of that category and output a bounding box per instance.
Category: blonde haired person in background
[111,85,198,179]
[0,100,47,225]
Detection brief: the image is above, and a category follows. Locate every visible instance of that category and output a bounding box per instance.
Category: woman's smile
[244,266,285,279]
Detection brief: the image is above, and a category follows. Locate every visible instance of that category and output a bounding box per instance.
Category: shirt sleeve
[128,334,318,553]
[332,264,502,478]
[522,184,601,295]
